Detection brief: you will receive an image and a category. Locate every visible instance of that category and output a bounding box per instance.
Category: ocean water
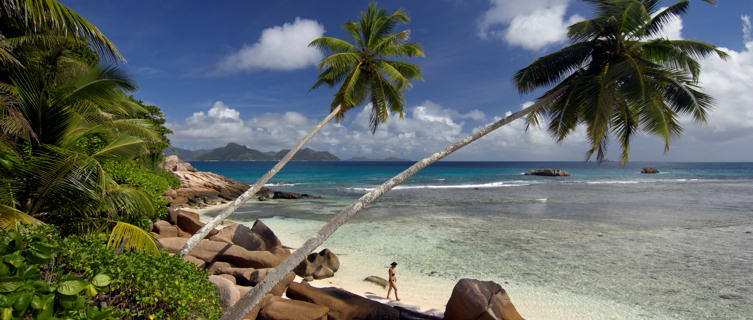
[192,161,753,319]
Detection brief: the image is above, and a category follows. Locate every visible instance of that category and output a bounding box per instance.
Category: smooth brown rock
[169,208,199,225]
[243,294,274,320]
[524,169,571,177]
[294,249,340,280]
[190,239,233,262]
[641,167,659,174]
[158,237,188,253]
[216,245,283,268]
[208,275,240,310]
[286,282,399,320]
[210,223,266,251]
[219,273,237,284]
[271,272,296,297]
[208,261,236,275]
[251,220,282,250]
[176,212,205,235]
[183,255,206,268]
[445,279,524,320]
[271,247,291,259]
[161,155,250,208]
[259,296,329,320]
[152,220,178,237]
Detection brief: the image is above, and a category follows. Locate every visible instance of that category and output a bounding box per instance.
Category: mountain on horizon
[164,143,340,161]
[348,156,413,161]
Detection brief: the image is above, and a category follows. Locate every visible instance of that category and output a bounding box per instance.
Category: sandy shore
[189,203,446,317]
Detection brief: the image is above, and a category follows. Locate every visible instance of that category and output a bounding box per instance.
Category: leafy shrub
[0,225,114,319]
[57,235,221,319]
[102,160,180,223]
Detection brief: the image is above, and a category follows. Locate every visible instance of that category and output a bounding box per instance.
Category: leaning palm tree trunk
[222,97,555,319]
[178,105,342,255]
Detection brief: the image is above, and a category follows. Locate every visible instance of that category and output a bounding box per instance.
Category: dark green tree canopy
[515,0,727,163]
[310,2,424,133]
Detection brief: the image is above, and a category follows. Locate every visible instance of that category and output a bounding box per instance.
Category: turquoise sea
[193,161,753,319]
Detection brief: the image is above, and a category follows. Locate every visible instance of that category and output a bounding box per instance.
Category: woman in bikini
[387,262,399,301]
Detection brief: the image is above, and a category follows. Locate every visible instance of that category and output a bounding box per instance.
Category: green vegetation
[58,235,222,319]
[1,1,222,319]
[0,226,221,320]
[0,226,115,319]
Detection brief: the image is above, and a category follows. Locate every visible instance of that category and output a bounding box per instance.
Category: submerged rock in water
[524,169,571,176]
[363,275,389,289]
[641,167,660,174]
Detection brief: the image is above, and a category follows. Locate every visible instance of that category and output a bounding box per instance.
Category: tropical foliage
[515,0,727,163]
[0,225,115,319]
[58,234,222,319]
[309,1,424,132]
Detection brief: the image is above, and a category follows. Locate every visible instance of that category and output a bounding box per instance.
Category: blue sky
[65,0,753,161]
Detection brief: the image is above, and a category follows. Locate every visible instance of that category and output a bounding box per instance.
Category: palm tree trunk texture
[178,105,342,256]
[221,100,549,319]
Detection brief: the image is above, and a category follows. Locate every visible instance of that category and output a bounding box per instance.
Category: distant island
[348,156,413,161]
[165,143,340,161]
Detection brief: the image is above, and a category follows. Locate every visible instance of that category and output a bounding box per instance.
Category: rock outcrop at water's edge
[160,155,254,208]
[641,167,660,174]
[524,168,571,176]
[445,279,525,320]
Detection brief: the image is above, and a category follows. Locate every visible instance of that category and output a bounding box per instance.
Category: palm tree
[222,0,726,317]
[179,2,423,255]
[1,60,159,234]
[0,0,124,67]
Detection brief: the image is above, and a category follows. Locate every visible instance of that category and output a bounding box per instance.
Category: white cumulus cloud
[478,0,583,51]
[218,18,324,72]
[168,100,589,161]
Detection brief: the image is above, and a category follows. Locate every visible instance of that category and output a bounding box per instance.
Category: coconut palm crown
[515,0,727,164]
[309,2,424,133]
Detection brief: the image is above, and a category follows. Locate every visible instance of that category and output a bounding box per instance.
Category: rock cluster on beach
[151,209,448,319]
[524,169,571,176]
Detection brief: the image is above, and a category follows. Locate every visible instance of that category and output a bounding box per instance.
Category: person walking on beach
[387,262,399,301]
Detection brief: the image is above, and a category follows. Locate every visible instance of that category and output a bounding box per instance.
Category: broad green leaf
[3,255,23,268]
[91,274,110,287]
[30,294,42,310]
[0,280,22,293]
[11,292,31,315]
[0,264,8,277]
[56,279,88,295]
[25,250,52,265]
[0,307,11,320]
[85,284,97,297]
[58,294,77,309]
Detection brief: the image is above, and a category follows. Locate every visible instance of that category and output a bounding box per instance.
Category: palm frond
[2,0,124,62]
[107,221,159,255]
[0,205,44,230]
[644,0,688,37]
[515,42,593,93]
[90,135,147,161]
[308,37,356,53]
